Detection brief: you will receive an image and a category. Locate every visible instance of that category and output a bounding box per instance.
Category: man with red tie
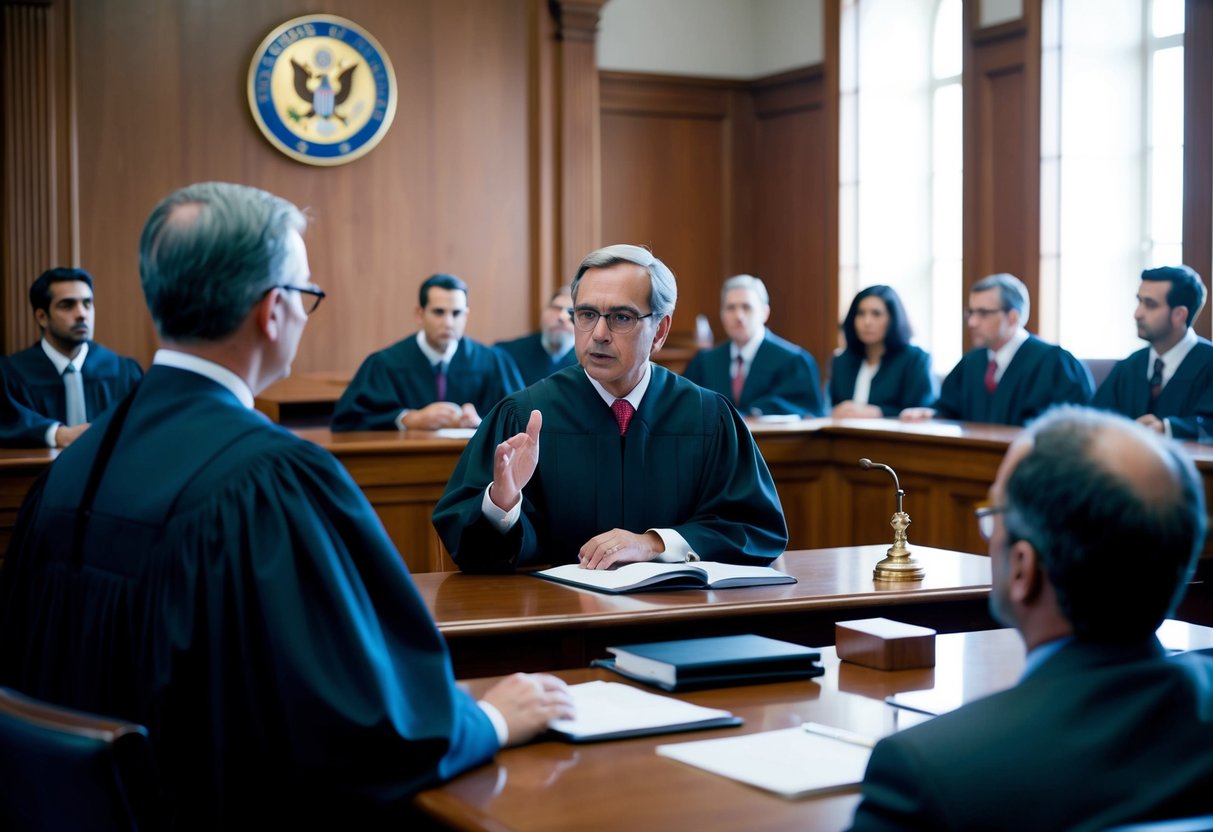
[433,245,787,571]
[900,272,1092,426]
[1092,265,1213,440]
[683,274,823,418]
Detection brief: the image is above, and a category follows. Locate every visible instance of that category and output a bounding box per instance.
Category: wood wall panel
[1186,0,1213,338]
[963,4,1041,343]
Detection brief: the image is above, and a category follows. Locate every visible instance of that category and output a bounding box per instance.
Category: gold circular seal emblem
[248,15,397,166]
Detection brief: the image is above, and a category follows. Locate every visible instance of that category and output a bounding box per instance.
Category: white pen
[802,721,877,748]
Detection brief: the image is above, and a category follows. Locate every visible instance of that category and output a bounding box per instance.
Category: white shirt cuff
[45,423,60,448]
[394,409,411,431]
[481,484,522,532]
[650,528,698,562]
[477,700,509,747]
[1163,418,1173,440]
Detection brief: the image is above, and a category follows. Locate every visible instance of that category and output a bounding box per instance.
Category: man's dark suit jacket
[682,329,823,417]
[934,334,1092,426]
[0,342,143,447]
[827,345,937,417]
[1092,338,1213,440]
[493,332,577,387]
[850,638,1213,832]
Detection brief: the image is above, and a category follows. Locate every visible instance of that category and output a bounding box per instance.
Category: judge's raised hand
[481,672,575,747]
[459,402,482,428]
[490,409,542,511]
[578,529,665,570]
[403,401,464,431]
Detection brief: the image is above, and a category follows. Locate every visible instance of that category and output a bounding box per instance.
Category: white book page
[657,727,872,798]
[693,561,790,584]
[538,561,699,591]
[548,681,732,737]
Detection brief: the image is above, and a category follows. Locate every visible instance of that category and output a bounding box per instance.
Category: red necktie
[732,355,745,404]
[984,359,998,393]
[611,399,635,436]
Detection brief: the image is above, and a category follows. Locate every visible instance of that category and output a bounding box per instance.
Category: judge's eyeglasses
[974,504,1005,540]
[568,305,654,334]
[271,284,326,315]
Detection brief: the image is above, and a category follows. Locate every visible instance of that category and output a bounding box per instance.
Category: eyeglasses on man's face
[966,306,1006,319]
[974,504,1005,540]
[569,305,654,334]
[272,284,326,315]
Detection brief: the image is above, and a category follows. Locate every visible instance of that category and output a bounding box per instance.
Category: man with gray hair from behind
[434,244,788,572]
[0,181,573,828]
[851,405,1213,831]
[901,272,1092,426]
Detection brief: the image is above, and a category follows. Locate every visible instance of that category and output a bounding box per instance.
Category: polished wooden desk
[418,545,993,676]
[415,621,1213,832]
[253,370,351,426]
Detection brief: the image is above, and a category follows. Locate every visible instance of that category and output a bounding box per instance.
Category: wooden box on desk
[835,617,936,670]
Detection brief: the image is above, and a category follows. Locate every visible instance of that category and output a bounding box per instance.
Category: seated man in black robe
[331,273,523,431]
[0,267,142,448]
[901,272,1092,426]
[1093,264,1213,440]
[683,274,824,417]
[433,245,788,572]
[494,285,578,386]
[0,182,572,827]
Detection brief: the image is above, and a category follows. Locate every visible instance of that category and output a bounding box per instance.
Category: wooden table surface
[415,621,1213,832]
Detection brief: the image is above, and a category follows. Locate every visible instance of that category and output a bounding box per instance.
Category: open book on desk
[658,725,873,798]
[547,681,742,743]
[534,560,796,594]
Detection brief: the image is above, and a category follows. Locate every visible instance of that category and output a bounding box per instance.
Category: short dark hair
[419,274,468,308]
[1004,406,1205,640]
[1142,265,1207,327]
[29,267,94,314]
[139,182,307,341]
[840,285,913,357]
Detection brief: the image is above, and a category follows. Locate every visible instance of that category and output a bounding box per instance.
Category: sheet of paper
[657,726,872,798]
[433,427,477,439]
[548,681,732,737]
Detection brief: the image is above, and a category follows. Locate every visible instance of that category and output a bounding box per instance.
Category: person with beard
[494,286,578,386]
[0,267,142,448]
[1092,265,1213,439]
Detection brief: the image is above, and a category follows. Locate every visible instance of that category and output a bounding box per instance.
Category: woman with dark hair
[829,285,936,418]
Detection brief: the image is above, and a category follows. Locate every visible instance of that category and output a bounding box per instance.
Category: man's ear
[760,304,771,325]
[1172,305,1190,330]
[256,289,282,341]
[33,309,48,331]
[414,305,425,327]
[1007,539,1045,605]
[651,314,673,353]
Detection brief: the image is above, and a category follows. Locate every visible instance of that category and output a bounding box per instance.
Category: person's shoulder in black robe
[683,329,823,417]
[0,341,143,447]
[1093,339,1213,439]
[433,363,788,571]
[494,332,577,387]
[828,344,937,417]
[332,334,523,431]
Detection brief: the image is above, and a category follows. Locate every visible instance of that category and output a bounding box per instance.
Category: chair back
[0,686,163,831]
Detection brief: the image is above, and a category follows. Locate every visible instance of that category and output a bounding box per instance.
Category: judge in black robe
[495,332,577,386]
[331,333,522,431]
[683,329,824,417]
[0,341,142,447]
[433,362,787,570]
[828,345,936,417]
[1093,339,1213,440]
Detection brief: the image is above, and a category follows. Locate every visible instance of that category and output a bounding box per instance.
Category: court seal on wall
[248,15,397,166]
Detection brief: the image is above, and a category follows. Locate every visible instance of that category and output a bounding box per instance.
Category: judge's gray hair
[721,274,768,305]
[139,181,307,341]
[972,272,1030,325]
[572,244,678,320]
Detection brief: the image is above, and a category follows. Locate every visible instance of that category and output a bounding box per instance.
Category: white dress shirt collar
[730,329,766,373]
[41,338,89,374]
[586,361,652,410]
[988,327,1030,382]
[153,349,255,409]
[1148,326,1198,387]
[416,331,458,366]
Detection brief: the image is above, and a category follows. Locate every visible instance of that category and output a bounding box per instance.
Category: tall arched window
[839,0,964,374]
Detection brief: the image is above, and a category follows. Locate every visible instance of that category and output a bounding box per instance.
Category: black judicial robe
[432,363,788,570]
[493,332,577,387]
[827,345,937,417]
[1092,339,1213,440]
[0,341,142,447]
[934,335,1093,426]
[0,366,497,827]
[682,329,824,417]
[850,638,1213,831]
[331,334,523,431]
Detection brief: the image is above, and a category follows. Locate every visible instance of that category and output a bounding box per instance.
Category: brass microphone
[858,458,924,581]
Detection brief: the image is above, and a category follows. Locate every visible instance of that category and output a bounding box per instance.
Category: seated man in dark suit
[0,182,572,827]
[850,406,1213,831]
[331,273,523,431]
[901,272,1092,426]
[683,274,823,417]
[1093,264,1213,440]
[0,267,142,448]
[494,285,577,386]
[433,246,787,571]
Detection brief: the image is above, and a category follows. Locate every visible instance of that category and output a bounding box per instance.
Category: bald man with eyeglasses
[433,244,787,572]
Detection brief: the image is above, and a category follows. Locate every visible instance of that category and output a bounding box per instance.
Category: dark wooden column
[1185,0,1213,338]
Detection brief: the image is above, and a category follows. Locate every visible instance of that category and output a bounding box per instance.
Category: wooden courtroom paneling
[1185,0,1213,339]
[962,2,1041,344]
